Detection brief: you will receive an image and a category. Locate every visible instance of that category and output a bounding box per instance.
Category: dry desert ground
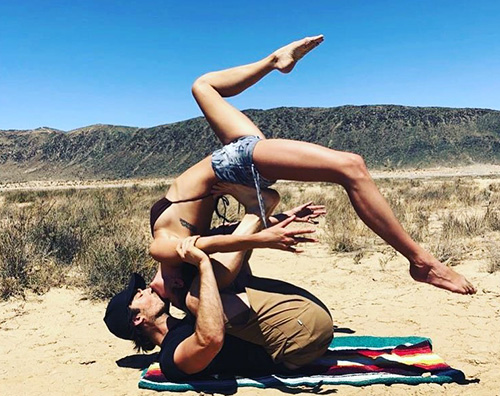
[1,166,499,396]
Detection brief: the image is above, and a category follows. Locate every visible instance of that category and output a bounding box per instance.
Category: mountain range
[1,105,499,181]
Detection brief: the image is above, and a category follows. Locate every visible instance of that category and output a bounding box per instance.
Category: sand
[1,241,499,396]
[1,168,500,395]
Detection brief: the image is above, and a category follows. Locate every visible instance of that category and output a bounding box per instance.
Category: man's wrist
[197,257,212,269]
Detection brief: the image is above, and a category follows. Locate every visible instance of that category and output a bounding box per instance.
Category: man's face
[129,287,168,322]
[150,267,185,307]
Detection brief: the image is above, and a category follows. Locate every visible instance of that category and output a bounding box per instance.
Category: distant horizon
[2,103,499,132]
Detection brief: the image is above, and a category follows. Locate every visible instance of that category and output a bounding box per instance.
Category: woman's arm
[196,214,317,254]
[150,214,317,266]
[268,201,326,225]
[150,200,326,267]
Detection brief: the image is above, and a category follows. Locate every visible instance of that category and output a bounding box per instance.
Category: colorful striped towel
[138,336,465,392]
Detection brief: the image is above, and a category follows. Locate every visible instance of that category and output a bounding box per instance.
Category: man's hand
[176,236,209,267]
[269,201,326,225]
[257,215,317,253]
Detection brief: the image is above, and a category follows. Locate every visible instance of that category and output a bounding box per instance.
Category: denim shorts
[211,135,276,188]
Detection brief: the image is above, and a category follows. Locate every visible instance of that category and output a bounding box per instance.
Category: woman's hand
[257,215,317,253]
[176,236,210,267]
[269,201,326,225]
[284,201,326,223]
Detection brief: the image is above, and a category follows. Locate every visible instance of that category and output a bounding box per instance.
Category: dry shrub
[72,189,155,299]
[378,249,398,271]
[273,184,368,252]
[441,212,487,239]
[487,183,500,205]
[322,191,368,252]
[1,178,497,300]
[409,182,453,205]
[455,187,482,206]
[3,189,49,204]
[406,210,430,242]
[487,244,500,273]
[429,236,466,266]
[383,191,430,243]
[0,208,66,299]
[452,178,483,206]
[0,187,155,300]
[277,187,294,210]
[485,204,500,231]
[397,179,481,208]
[78,232,155,299]
[353,251,364,265]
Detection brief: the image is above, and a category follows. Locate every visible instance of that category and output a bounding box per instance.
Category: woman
[150,35,475,295]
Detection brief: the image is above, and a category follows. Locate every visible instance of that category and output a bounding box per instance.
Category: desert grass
[1,177,499,300]
[487,243,500,273]
[0,188,158,299]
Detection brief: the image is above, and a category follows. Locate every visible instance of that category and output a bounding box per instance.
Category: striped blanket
[138,336,465,392]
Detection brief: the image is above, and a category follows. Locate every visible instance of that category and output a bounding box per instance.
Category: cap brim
[125,273,147,305]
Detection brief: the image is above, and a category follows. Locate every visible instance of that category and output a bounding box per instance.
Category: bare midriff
[153,155,219,240]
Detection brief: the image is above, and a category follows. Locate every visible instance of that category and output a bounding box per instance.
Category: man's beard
[155,299,171,318]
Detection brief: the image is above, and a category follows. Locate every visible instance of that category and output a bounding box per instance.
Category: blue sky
[1,0,499,131]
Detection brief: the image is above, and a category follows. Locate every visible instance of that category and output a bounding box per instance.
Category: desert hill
[1,105,499,181]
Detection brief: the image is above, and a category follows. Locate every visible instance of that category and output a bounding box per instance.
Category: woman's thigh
[193,82,265,145]
[253,139,358,184]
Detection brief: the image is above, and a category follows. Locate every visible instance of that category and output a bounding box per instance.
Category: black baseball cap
[104,273,146,340]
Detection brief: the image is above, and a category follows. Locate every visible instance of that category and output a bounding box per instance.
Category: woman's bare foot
[272,35,324,73]
[409,255,476,294]
[211,182,280,216]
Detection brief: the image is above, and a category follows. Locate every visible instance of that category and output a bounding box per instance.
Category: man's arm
[172,239,225,374]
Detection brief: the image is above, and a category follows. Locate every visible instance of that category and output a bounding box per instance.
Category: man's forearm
[171,245,227,375]
[194,258,225,348]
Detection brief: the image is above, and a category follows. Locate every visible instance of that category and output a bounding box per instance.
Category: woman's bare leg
[206,186,280,289]
[191,35,475,295]
[253,139,476,295]
[186,187,280,317]
[191,35,324,145]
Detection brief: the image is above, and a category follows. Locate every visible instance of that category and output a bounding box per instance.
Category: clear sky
[1,0,499,131]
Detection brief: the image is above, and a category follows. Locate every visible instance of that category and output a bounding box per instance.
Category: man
[105,210,333,380]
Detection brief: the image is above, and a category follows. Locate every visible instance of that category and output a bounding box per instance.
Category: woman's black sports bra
[149,194,213,237]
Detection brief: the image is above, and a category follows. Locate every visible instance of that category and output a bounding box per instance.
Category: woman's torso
[152,156,218,240]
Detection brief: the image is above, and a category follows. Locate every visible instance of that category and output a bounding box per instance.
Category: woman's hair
[128,307,156,352]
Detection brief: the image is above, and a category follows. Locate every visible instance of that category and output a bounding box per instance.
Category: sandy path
[1,242,498,396]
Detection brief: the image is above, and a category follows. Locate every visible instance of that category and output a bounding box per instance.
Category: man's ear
[132,314,145,327]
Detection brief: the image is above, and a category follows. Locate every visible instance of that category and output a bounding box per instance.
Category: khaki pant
[226,276,333,368]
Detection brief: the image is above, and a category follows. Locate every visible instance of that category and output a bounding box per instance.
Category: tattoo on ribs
[180,218,198,234]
